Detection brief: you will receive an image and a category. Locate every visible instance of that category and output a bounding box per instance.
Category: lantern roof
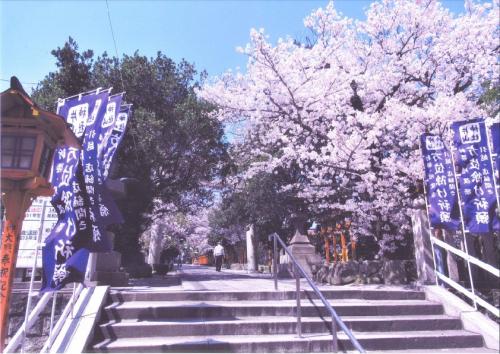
[1,76,80,149]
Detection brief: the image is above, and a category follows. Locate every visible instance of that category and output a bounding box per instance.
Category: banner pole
[448,124,477,309]
[57,87,110,102]
[20,198,48,353]
[48,292,57,337]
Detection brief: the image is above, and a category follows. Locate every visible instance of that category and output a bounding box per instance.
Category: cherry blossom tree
[199,0,499,256]
[140,200,212,263]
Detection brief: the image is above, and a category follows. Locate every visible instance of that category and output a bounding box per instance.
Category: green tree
[32,38,229,264]
[208,171,302,249]
[32,37,93,111]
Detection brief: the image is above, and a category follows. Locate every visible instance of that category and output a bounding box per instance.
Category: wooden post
[340,231,348,262]
[332,226,339,263]
[351,238,357,261]
[321,227,330,265]
[349,221,356,261]
[0,188,32,351]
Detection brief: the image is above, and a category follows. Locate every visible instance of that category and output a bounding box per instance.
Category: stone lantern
[286,213,322,278]
[0,77,80,350]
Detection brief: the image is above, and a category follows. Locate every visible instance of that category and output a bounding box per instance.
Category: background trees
[206,171,301,262]
[32,38,229,264]
[30,0,499,265]
[199,0,499,258]
[140,200,212,265]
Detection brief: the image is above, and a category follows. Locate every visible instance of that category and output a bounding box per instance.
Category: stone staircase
[90,288,487,352]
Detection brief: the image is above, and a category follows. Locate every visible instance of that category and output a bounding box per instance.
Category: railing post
[273,234,278,291]
[295,264,302,338]
[71,283,77,318]
[331,315,338,352]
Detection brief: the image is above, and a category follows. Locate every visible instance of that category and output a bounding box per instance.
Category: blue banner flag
[42,89,130,292]
[488,121,500,232]
[42,90,110,291]
[420,134,460,230]
[94,96,129,227]
[490,122,500,180]
[101,104,131,180]
[450,118,500,233]
[81,93,124,247]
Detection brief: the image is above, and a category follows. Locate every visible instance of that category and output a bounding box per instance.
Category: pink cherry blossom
[199,0,498,254]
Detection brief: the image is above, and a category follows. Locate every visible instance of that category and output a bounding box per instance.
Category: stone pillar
[147,227,162,266]
[287,229,322,278]
[246,224,257,273]
[411,208,436,285]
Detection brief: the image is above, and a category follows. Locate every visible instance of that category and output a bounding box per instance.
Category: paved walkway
[121,264,418,293]
[179,264,301,291]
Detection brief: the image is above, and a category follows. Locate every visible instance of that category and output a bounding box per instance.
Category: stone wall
[312,259,417,285]
[6,290,72,353]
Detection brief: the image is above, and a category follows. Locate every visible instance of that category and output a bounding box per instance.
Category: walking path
[121,263,418,293]
[180,264,301,291]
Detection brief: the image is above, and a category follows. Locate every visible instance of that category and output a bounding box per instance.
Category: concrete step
[108,289,426,302]
[92,330,484,353]
[102,299,444,320]
[378,348,498,353]
[97,315,462,338]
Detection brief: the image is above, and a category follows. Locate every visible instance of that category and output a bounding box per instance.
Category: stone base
[95,251,122,271]
[91,271,129,287]
[313,260,417,285]
[285,243,322,278]
[91,251,129,286]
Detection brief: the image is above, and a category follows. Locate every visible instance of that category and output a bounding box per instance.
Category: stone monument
[411,197,436,285]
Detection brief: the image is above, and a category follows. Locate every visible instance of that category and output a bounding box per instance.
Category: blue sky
[1,0,473,93]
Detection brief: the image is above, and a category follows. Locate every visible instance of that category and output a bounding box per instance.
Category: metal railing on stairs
[269,232,365,353]
[5,283,85,353]
[5,232,95,353]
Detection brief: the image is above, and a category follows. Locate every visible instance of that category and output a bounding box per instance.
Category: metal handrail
[4,292,53,353]
[41,283,85,353]
[270,232,365,353]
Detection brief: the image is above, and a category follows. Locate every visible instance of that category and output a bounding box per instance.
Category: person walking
[214,242,225,272]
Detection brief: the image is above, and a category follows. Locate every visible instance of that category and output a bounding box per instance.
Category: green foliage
[479,81,499,117]
[32,37,93,111]
[208,172,300,247]
[32,37,228,264]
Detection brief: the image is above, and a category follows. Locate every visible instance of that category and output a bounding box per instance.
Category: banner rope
[105,0,125,92]
[105,0,141,164]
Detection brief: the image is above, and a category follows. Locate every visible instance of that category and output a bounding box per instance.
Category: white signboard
[17,197,57,268]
